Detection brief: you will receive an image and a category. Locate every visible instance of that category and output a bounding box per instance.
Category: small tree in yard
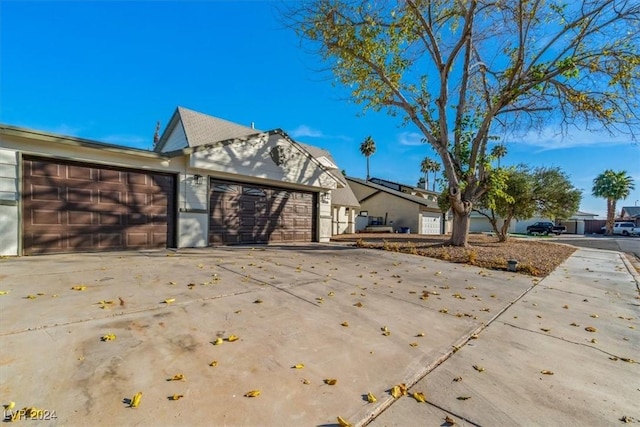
[283,0,640,247]
[592,170,635,235]
[474,165,581,242]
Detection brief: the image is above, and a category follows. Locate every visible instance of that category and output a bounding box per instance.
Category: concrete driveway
[0,244,637,426]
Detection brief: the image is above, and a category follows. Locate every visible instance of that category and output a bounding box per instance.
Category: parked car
[601,222,640,236]
[526,221,567,236]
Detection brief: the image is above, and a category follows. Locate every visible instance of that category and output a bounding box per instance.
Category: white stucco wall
[190,134,337,191]
[332,206,355,235]
[0,148,18,255]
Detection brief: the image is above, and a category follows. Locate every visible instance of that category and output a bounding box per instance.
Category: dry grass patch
[333,233,576,277]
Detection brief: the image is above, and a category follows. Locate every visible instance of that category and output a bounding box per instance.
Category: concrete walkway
[0,245,637,426]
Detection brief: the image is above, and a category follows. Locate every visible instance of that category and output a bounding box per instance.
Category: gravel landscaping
[331,233,577,277]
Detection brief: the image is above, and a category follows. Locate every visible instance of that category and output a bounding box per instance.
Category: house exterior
[346,177,444,234]
[0,107,349,256]
[469,210,599,235]
[620,206,640,225]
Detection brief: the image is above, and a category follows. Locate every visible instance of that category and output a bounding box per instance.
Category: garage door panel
[32,209,61,225]
[30,184,62,201]
[22,158,175,254]
[67,165,93,181]
[98,169,123,183]
[67,211,94,225]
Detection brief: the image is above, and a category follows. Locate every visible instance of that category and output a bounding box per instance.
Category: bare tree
[282,0,640,246]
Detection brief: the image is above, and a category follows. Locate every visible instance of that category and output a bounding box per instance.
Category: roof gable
[155,107,258,153]
[347,177,440,209]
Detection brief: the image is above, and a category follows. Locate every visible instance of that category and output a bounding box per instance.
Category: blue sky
[1,1,639,218]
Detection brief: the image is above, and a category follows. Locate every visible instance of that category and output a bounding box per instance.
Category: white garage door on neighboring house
[421,214,441,235]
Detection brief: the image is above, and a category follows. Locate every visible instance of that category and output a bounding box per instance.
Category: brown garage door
[209,179,315,245]
[22,157,176,255]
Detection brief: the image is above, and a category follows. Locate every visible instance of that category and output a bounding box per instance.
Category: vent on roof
[251,122,255,129]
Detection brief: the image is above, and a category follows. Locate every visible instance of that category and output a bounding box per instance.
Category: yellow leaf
[244,390,261,397]
[341,321,349,327]
[540,370,554,375]
[412,391,426,402]
[164,298,175,304]
[473,365,485,372]
[416,332,425,337]
[130,391,142,408]
[71,286,87,291]
[367,392,377,403]
[169,374,184,381]
[390,383,407,398]
[324,378,337,385]
[337,416,353,427]
[4,401,15,410]
[169,394,184,400]
[101,333,116,341]
[227,335,239,342]
[328,291,335,297]
[213,338,224,345]
[292,364,305,369]
[209,361,218,367]
[591,314,599,318]
[585,326,597,332]
[0,291,9,296]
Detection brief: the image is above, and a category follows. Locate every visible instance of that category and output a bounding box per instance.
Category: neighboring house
[469,210,599,235]
[620,206,640,225]
[346,177,444,234]
[0,106,349,256]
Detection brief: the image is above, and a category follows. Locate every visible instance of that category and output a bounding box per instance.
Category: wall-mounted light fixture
[194,174,203,185]
[321,192,330,204]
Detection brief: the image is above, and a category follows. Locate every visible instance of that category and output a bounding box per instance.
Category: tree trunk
[498,218,512,242]
[449,210,471,246]
[606,198,616,235]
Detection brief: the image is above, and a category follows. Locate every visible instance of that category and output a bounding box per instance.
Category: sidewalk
[369,248,640,426]
[0,246,637,426]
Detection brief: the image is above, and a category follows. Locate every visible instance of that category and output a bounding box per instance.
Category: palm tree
[491,144,507,168]
[592,170,635,235]
[420,157,441,191]
[360,136,376,180]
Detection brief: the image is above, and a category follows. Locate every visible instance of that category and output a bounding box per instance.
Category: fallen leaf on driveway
[212,338,223,345]
[457,396,471,400]
[353,302,363,308]
[337,416,352,427]
[367,392,377,403]
[164,298,175,304]
[540,370,554,375]
[412,392,426,402]
[324,379,337,385]
[341,321,349,327]
[254,299,263,304]
[71,286,87,291]
[292,364,304,369]
[169,394,184,401]
[473,365,485,372]
[540,328,551,332]
[130,392,142,408]
[168,374,184,381]
[244,390,261,397]
[101,333,116,341]
[390,384,407,398]
[226,335,239,342]
[444,415,456,425]
[409,342,418,347]
[209,361,218,367]
[452,376,462,382]
[0,291,9,295]
[585,326,597,332]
